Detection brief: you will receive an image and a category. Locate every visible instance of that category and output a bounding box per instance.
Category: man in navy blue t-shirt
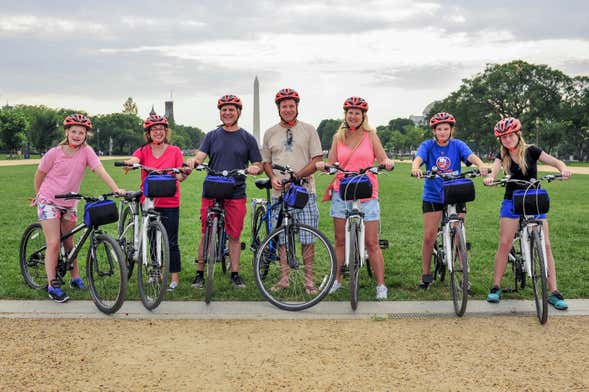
[188,94,262,289]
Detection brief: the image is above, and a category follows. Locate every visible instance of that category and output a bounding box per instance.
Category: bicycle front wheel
[138,220,170,310]
[205,217,218,305]
[433,236,445,282]
[531,229,548,324]
[86,233,127,314]
[253,224,336,311]
[118,205,136,280]
[349,223,361,311]
[250,205,267,255]
[449,226,468,317]
[19,223,48,289]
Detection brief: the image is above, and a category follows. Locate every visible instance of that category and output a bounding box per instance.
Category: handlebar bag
[442,179,475,204]
[84,200,118,227]
[143,174,177,198]
[203,176,236,199]
[285,185,309,209]
[339,175,373,201]
[512,189,550,215]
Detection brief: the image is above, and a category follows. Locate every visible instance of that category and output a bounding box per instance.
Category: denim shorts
[330,192,380,221]
[500,199,546,219]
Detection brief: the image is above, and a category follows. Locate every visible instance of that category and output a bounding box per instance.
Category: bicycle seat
[255,179,272,190]
[124,191,143,201]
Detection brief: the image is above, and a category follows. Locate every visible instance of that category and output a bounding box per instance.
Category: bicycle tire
[250,205,267,255]
[118,205,136,280]
[253,223,336,311]
[219,226,230,275]
[137,220,170,310]
[205,216,218,304]
[433,238,446,282]
[86,233,127,314]
[449,226,468,317]
[349,223,360,311]
[530,229,549,324]
[19,223,48,290]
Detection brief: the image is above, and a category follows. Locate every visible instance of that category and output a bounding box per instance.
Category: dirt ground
[1,316,587,391]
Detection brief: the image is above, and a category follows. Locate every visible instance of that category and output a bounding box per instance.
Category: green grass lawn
[1,161,588,302]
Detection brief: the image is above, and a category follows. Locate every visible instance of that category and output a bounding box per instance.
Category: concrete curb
[1,299,587,320]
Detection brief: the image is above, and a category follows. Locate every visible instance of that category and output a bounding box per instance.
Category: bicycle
[417,168,481,316]
[114,162,179,310]
[487,174,562,324]
[196,163,245,304]
[325,163,390,310]
[253,164,337,311]
[19,192,127,314]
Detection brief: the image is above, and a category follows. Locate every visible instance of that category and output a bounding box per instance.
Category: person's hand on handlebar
[411,167,423,178]
[382,158,394,171]
[315,161,327,172]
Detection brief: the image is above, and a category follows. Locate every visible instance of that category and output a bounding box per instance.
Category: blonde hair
[59,126,91,146]
[500,132,528,176]
[334,112,376,144]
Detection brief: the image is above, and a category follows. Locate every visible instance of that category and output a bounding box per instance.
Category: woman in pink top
[317,97,394,299]
[124,114,190,291]
[34,114,123,303]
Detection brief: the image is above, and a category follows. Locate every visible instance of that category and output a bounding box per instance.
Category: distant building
[165,100,174,123]
[253,76,260,144]
[410,101,437,126]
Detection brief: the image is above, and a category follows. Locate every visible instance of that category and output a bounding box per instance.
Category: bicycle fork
[522,224,549,279]
[345,216,365,268]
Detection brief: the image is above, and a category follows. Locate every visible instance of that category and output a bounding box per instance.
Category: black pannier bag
[285,185,309,209]
[339,175,373,201]
[512,189,550,215]
[203,176,236,199]
[442,179,476,204]
[84,200,118,227]
[143,174,177,198]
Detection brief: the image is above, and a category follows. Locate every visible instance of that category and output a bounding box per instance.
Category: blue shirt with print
[416,139,473,203]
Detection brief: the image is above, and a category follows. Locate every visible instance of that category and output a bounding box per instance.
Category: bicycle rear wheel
[449,226,468,317]
[138,220,169,310]
[433,236,445,282]
[250,205,267,254]
[118,205,136,280]
[253,223,336,311]
[349,224,360,311]
[531,229,548,324]
[19,223,48,289]
[86,233,127,314]
[205,217,218,304]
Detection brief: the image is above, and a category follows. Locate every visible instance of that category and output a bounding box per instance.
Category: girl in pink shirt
[317,97,394,299]
[124,114,190,290]
[34,114,123,303]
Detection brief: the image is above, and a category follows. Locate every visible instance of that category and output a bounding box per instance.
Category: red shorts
[200,198,247,238]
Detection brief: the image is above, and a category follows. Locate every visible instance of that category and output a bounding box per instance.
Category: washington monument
[253,76,260,144]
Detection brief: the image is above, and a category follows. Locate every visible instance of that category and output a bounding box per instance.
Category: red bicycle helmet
[217,94,242,109]
[143,114,168,130]
[275,88,300,104]
[63,113,92,129]
[429,112,456,129]
[494,117,521,137]
[343,97,369,112]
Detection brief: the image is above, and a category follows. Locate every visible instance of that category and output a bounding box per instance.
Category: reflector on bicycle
[203,176,236,199]
[143,174,177,198]
[512,189,550,215]
[339,175,373,200]
[84,200,118,227]
[285,185,309,209]
[442,179,475,204]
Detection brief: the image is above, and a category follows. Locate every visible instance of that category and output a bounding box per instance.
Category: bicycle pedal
[379,239,389,249]
[240,242,246,250]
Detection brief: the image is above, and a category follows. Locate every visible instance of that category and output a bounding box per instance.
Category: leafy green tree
[91,113,143,155]
[316,119,341,150]
[0,108,28,157]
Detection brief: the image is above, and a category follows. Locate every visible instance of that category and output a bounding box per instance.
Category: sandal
[305,284,319,295]
[271,281,289,292]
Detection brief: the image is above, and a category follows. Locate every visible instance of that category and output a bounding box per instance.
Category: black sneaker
[191,273,204,289]
[418,274,433,290]
[230,273,246,289]
[48,286,70,303]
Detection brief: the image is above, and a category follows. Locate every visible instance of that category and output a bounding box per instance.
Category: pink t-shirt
[37,145,102,208]
[132,144,183,208]
[333,132,378,199]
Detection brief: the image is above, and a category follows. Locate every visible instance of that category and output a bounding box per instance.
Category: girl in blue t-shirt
[411,112,487,289]
[483,117,571,310]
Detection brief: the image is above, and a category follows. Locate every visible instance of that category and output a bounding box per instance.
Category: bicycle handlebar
[486,174,564,187]
[325,163,391,176]
[414,168,483,180]
[195,163,246,177]
[54,192,116,202]
[114,161,187,174]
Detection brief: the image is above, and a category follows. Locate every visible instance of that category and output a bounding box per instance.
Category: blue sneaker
[548,291,568,310]
[486,286,501,303]
[70,277,86,290]
[48,286,70,303]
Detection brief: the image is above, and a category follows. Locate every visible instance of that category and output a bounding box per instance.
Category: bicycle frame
[440,203,466,274]
[517,217,549,280]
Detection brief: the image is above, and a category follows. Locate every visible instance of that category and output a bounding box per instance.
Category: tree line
[2,60,588,160]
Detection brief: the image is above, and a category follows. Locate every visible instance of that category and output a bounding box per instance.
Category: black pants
[155,207,181,273]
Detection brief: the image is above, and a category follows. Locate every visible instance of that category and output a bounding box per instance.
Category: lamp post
[96,128,100,155]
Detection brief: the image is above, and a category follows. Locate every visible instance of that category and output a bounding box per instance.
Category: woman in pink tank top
[316,97,394,300]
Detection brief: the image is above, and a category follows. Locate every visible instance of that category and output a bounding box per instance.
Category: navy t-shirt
[416,139,473,203]
[199,127,262,199]
[495,145,543,200]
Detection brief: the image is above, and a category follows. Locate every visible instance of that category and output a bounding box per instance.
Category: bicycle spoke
[449,227,468,317]
[137,220,169,310]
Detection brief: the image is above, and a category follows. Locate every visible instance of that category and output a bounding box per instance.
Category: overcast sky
[1,0,588,134]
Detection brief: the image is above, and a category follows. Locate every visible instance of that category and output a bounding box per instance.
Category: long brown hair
[500,132,528,175]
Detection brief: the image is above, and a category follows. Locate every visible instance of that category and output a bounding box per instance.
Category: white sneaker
[329,280,341,294]
[376,284,388,300]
